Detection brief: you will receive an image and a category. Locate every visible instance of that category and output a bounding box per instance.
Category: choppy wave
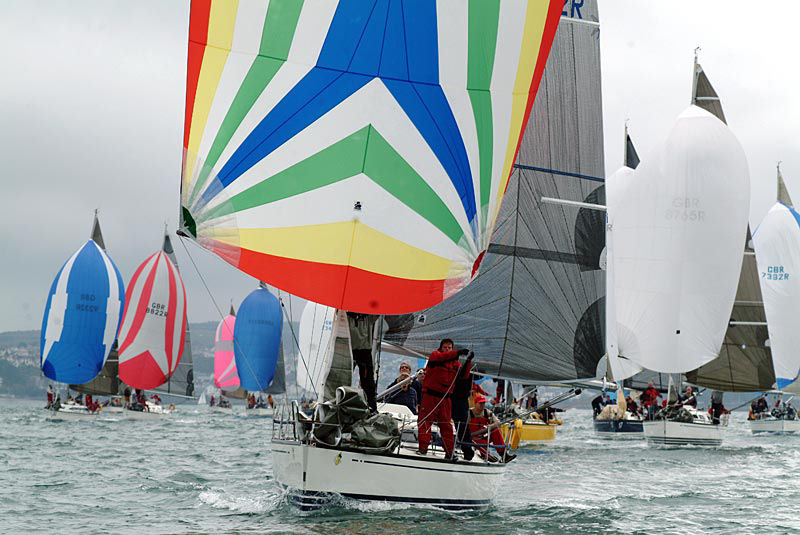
[3,400,800,534]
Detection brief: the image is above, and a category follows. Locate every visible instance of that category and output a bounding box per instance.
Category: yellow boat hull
[501,419,559,448]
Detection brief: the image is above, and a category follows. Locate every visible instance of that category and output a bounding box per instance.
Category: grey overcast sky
[1,1,797,332]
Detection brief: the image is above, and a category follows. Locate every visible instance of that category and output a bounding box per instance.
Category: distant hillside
[0,320,300,400]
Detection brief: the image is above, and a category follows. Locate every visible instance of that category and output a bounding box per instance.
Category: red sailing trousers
[417,394,455,455]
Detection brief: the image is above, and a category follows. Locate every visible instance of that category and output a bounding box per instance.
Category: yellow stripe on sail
[491,1,549,231]
[207,222,457,281]
[183,1,239,193]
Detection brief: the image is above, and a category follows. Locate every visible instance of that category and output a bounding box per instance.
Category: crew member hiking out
[347,312,378,411]
[468,395,516,463]
[417,338,471,460]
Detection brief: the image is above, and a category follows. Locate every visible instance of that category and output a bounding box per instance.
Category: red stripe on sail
[164,256,177,374]
[118,253,158,356]
[119,351,168,391]
[506,0,562,192]
[228,247,447,314]
[183,0,212,152]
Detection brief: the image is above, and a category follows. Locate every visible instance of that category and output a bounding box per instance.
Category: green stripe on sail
[188,0,304,205]
[467,0,500,230]
[199,125,464,247]
[198,127,369,223]
[362,127,464,245]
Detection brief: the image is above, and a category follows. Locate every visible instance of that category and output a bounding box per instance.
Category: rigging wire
[177,235,269,394]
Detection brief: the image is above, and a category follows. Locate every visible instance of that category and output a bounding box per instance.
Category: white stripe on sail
[42,247,82,364]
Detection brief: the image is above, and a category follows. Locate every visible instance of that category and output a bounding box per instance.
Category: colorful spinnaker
[613,106,750,373]
[214,306,239,391]
[118,242,188,390]
[754,199,800,390]
[41,214,124,384]
[180,0,562,314]
[233,286,282,391]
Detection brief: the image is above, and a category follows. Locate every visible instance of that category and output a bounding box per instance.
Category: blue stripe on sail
[200,0,476,226]
[776,376,798,390]
[233,288,283,391]
[40,241,117,384]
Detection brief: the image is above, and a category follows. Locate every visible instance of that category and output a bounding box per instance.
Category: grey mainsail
[778,163,793,208]
[385,4,605,382]
[684,60,775,392]
[154,232,195,397]
[265,345,286,395]
[70,343,122,396]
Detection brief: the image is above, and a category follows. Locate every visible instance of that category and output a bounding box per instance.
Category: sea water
[2,398,799,535]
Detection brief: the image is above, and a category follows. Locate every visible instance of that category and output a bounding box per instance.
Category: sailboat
[234,285,283,416]
[178,0,562,510]
[211,304,240,413]
[593,126,644,437]
[384,0,608,449]
[613,57,751,447]
[118,232,190,419]
[749,166,800,433]
[41,213,125,420]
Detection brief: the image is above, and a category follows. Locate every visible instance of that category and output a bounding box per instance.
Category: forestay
[233,286,282,391]
[383,3,606,382]
[613,105,750,373]
[754,201,800,390]
[118,245,188,390]
[180,0,562,314]
[41,216,124,384]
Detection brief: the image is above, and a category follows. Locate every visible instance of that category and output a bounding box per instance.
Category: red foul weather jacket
[422,349,462,397]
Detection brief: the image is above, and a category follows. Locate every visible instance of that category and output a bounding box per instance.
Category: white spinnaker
[753,203,800,390]
[605,165,643,382]
[613,106,750,373]
[296,302,336,395]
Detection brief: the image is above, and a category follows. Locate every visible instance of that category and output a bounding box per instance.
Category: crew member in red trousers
[417,338,471,459]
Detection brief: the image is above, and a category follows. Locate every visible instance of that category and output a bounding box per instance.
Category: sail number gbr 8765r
[666,197,705,222]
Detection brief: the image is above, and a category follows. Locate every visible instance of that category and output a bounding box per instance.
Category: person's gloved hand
[466,351,474,361]
[458,348,470,356]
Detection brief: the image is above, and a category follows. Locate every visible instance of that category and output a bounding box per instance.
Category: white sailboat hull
[272,440,504,511]
[124,404,174,420]
[750,418,800,434]
[102,406,124,414]
[45,406,98,421]
[246,407,273,417]
[643,420,723,447]
[210,406,234,414]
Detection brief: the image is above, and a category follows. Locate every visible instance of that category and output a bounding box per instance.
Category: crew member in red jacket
[417,338,471,459]
[468,395,516,463]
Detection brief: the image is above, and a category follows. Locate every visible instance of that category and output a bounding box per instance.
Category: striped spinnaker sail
[118,249,188,390]
[180,0,562,314]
